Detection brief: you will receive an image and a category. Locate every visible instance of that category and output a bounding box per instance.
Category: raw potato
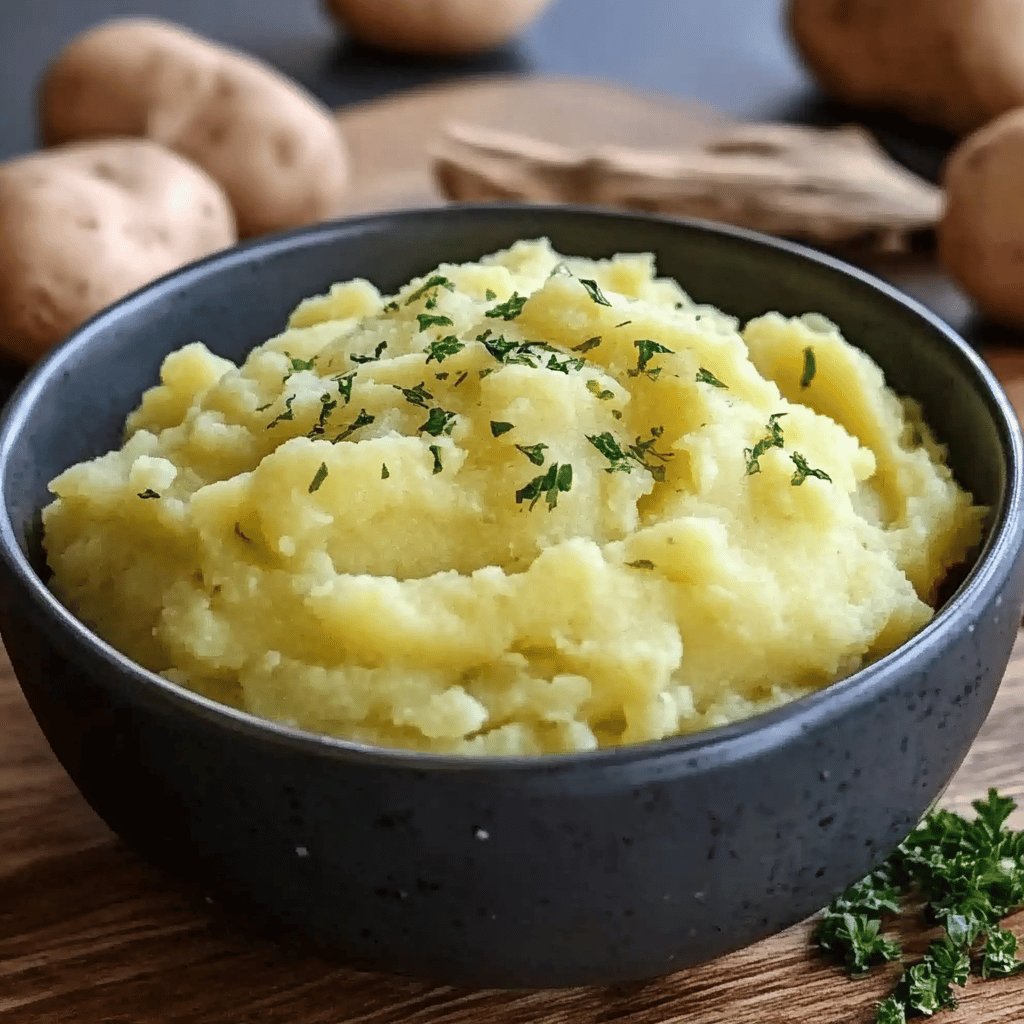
[324,0,553,56]
[939,109,1024,327]
[788,0,1024,134]
[39,18,350,237]
[0,139,236,363]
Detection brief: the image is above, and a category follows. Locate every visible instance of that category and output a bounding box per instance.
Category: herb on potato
[266,394,297,429]
[816,789,1024,1023]
[516,462,573,511]
[308,393,338,437]
[586,379,615,401]
[573,336,602,354]
[351,340,387,364]
[579,278,611,306]
[587,432,637,474]
[629,339,673,380]
[515,442,549,466]
[485,292,527,321]
[405,274,455,306]
[137,488,161,500]
[308,462,328,493]
[696,367,728,389]
[790,452,832,486]
[333,371,356,404]
[393,381,433,409]
[490,421,514,437]
[381,463,390,480]
[332,408,374,443]
[418,407,457,437]
[429,445,444,474]
[801,346,817,388]
[744,413,787,475]
[425,335,464,363]
[416,313,454,332]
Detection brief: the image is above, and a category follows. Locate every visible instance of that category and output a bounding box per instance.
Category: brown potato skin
[0,139,236,362]
[39,19,350,237]
[324,0,553,56]
[788,0,1024,134]
[939,110,1024,328]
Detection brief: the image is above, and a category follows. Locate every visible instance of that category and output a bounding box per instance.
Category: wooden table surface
[5,37,1024,1024]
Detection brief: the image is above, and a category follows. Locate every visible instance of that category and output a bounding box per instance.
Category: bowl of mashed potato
[1,206,1021,986]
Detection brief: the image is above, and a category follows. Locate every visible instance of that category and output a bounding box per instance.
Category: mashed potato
[43,240,985,754]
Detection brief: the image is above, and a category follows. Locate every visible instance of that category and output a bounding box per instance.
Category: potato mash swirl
[43,240,984,754]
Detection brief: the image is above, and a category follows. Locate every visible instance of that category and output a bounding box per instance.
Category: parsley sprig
[516,462,573,511]
[485,292,527,321]
[744,413,787,475]
[629,339,673,380]
[817,789,1024,1023]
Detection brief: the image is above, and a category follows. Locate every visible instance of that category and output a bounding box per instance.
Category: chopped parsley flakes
[418,407,457,437]
[425,335,464,363]
[629,339,673,380]
[416,313,454,332]
[393,381,433,409]
[516,462,573,511]
[626,559,655,570]
[790,452,832,486]
[579,278,611,306]
[333,371,356,404]
[485,292,527,321]
[405,274,455,306]
[137,488,161,500]
[332,408,375,443]
[351,340,388,364]
[587,432,636,474]
[744,413,787,475]
[696,367,728,389]
[266,394,297,429]
[573,336,602,354]
[515,442,548,466]
[308,462,329,493]
[308,393,338,437]
[586,379,615,401]
[429,444,444,474]
[801,346,817,388]
[490,421,514,437]
[381,463,390,480]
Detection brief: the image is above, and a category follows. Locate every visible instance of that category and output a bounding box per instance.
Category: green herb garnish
[425,335,465,363]
[485,292,527,321]
[586,379,615,401]
[233,522,251,543]
[429,444,443,474]
[332,408,375,443]
[629,339,673,380]
[626,559,655,570]
[137,488,161,500]
[515,442,548,466]
[308,392,338,437]
[630,426,673,482]
[454,370,470,387]
[546,353,585,374]
[485,288,497,301]
[516,462,573,511]
[393,381,433,409]
[333,371,356,404]
[381,464,390,480]
[696,367,728,389]
[573,336,603,354]
[351,341,388,364]
[266,395,297,429]
[614,320,632,328]
[817,789,1024,1023]
[417,313,454,332]
[383,300,399,312]
[405,275,455,306]
[790,452,832,486]
[285,353,316,373]
[580,278,611,306]
[490,421,514,437]
[587,432,637,474]
[308,462,329,493]
[801,346,817,388]
[419,407,457,437]
[744,413,787,475]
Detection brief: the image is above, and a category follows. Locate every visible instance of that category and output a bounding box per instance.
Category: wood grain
[4,75,1024,1024]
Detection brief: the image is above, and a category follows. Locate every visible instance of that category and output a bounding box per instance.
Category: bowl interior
[0,206,1012,594]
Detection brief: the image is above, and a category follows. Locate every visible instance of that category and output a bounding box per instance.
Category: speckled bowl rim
[1,204,1021,775]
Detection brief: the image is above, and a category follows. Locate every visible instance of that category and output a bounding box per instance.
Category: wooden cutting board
[3,76,1024,1024]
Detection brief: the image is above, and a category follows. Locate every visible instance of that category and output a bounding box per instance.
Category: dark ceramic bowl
[1,206,1023,988]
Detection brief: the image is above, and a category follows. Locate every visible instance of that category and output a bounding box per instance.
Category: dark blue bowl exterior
[1,207,1023,987]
